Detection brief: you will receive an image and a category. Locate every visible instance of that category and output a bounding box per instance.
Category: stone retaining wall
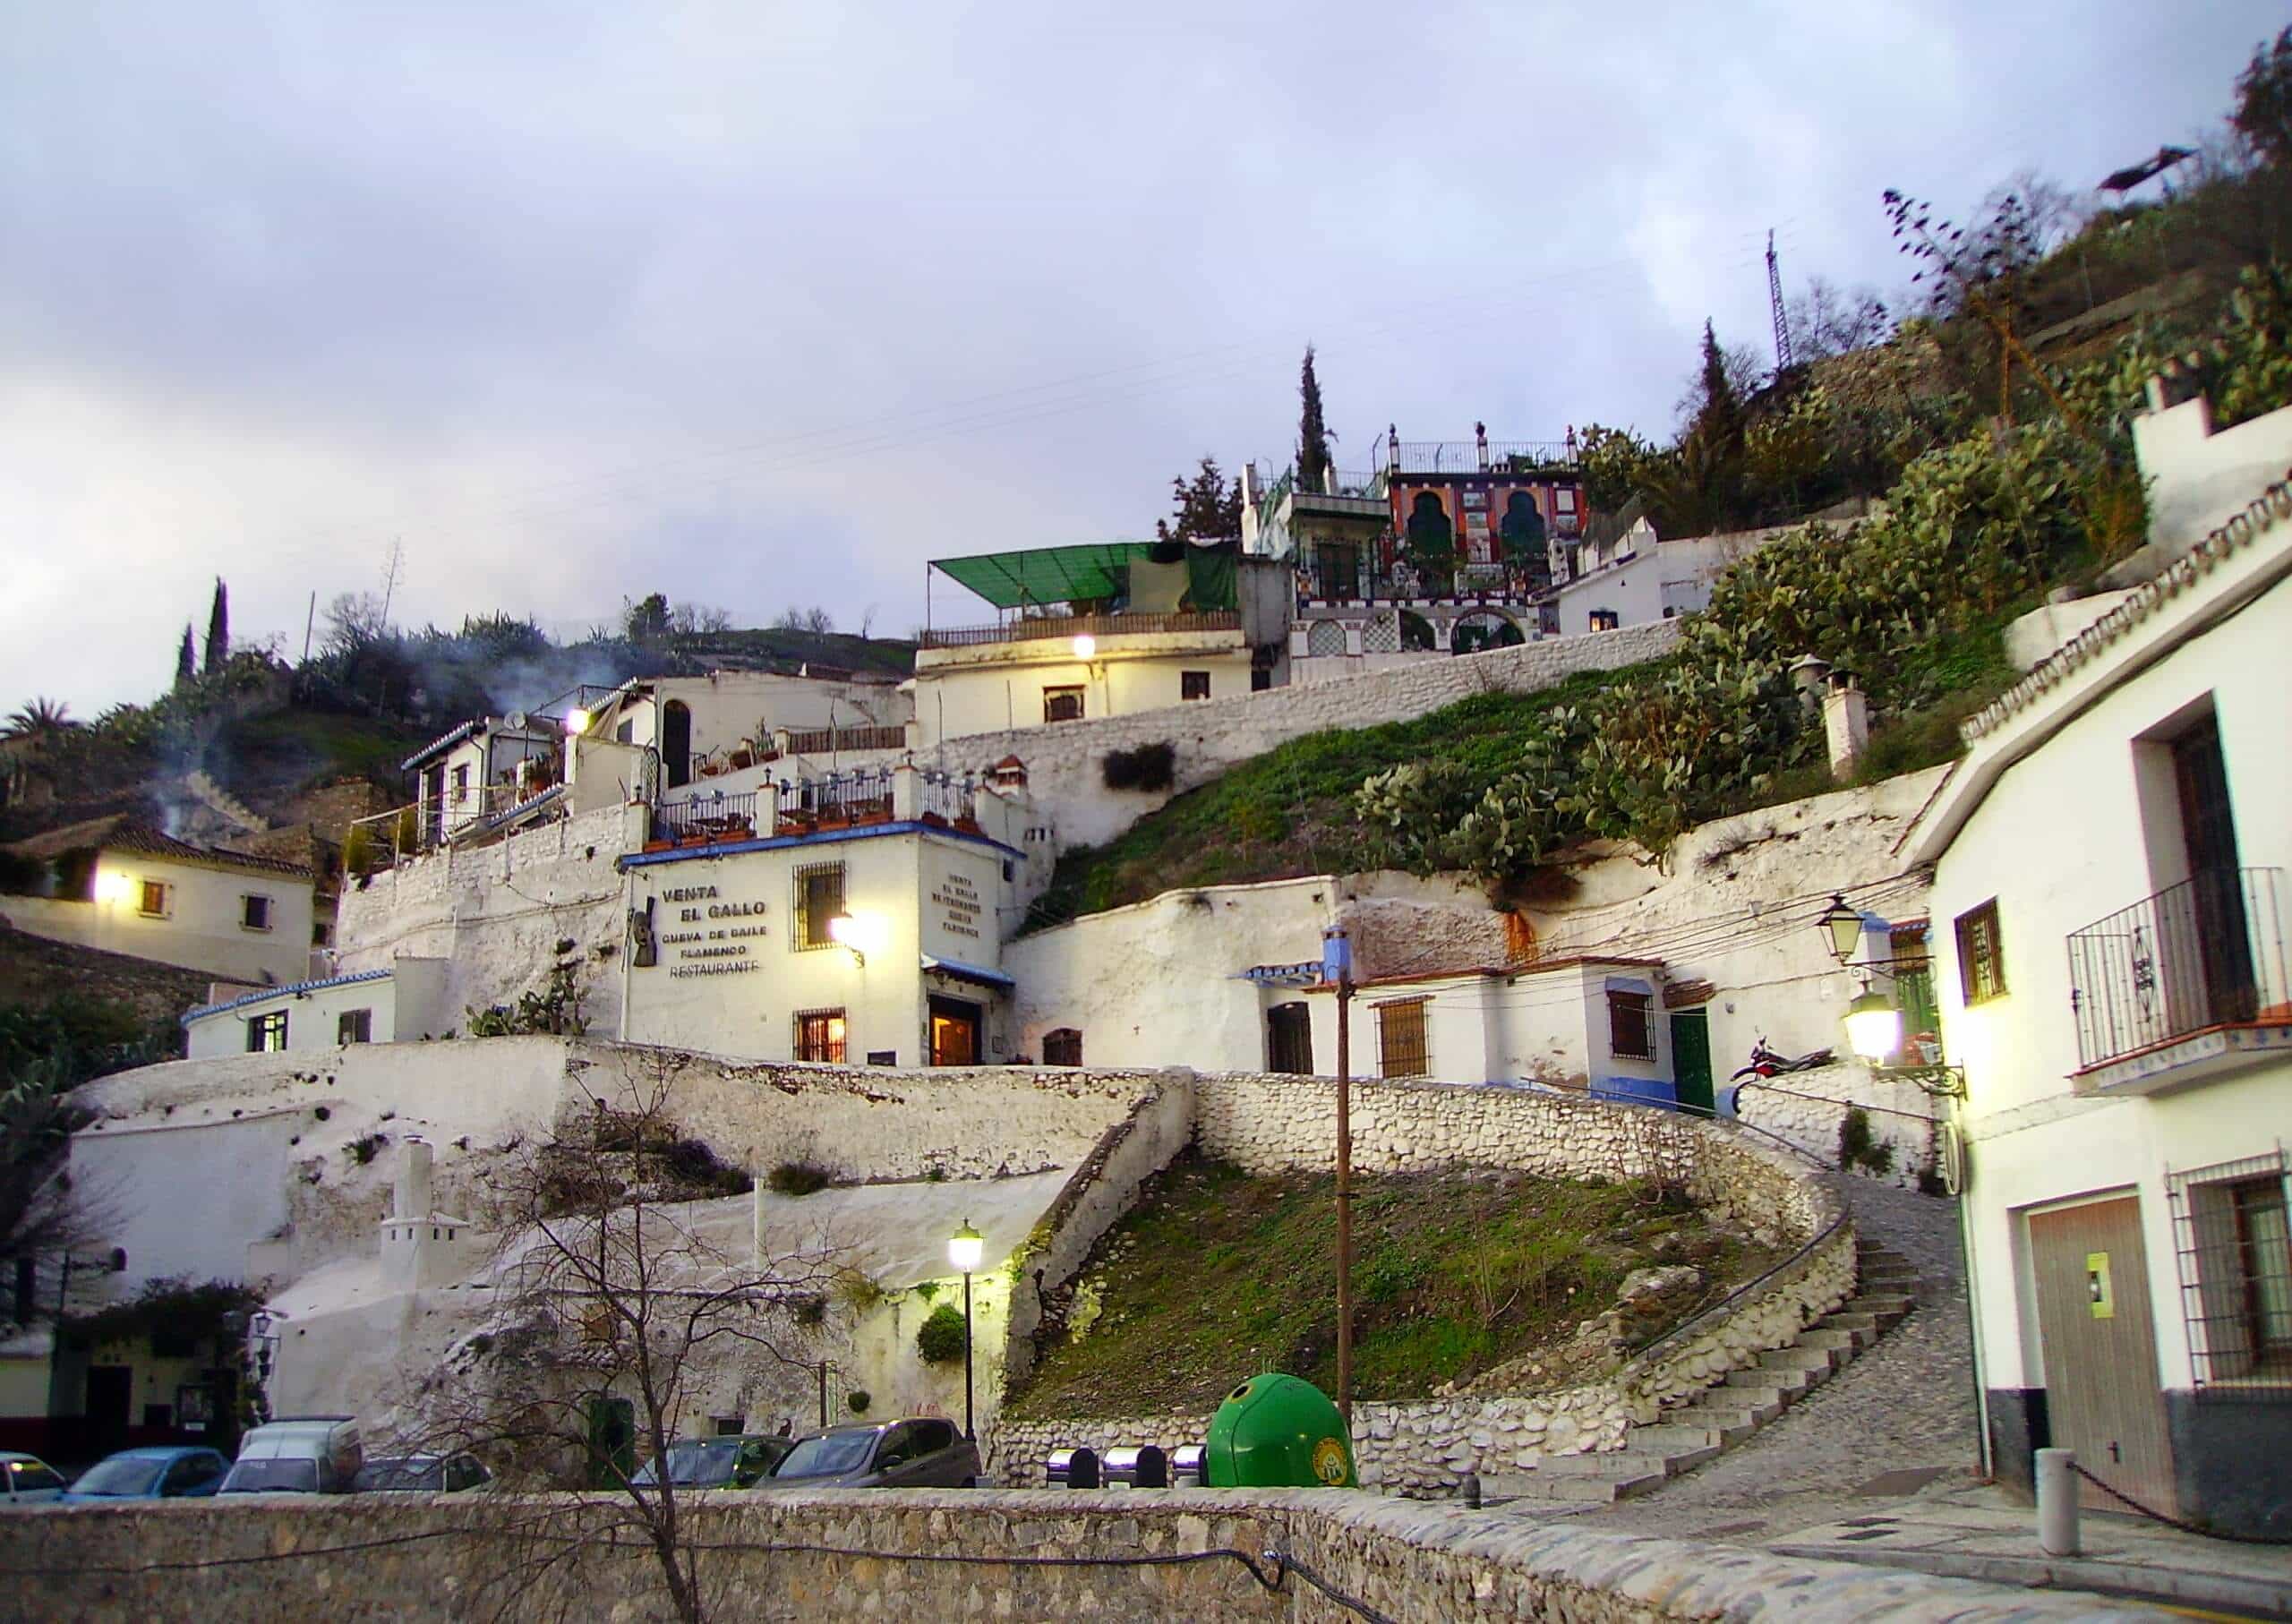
[917,620,1681,850]
[1003,1073,1852,1492]
[0,1491,2155,1621]
[1732,1060,1942,1191]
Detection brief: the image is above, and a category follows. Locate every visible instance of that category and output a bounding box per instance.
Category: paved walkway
[1771,1482,2292,1620]
[1501,1181,2292,1617]
[1577,1176,1983,1546]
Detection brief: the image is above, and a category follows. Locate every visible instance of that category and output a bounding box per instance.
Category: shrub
[846,1389,871,1415]
[766,1159,834,1197]
[345,1133,387,1166]
[663,1137,752,1196]
[1102,741,1175,792]
[916,1303,970,1366]
[1838,1107,1896,1176]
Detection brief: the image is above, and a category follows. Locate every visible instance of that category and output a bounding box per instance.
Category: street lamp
[948,1219,982,1440]
[1843,986,1903,1064]
[1816,893,1864,966]
[1070,634,1097,662]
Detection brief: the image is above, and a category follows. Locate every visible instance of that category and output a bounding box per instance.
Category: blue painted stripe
[620,818,1021,868]
[183,969,393,1025]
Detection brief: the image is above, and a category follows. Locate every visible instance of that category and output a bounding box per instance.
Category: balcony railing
[1378,440,1577,475]
[919,610,1240,650]
[782,724,908,755]
[2068,867,2291,1071]
[654,791,762,845]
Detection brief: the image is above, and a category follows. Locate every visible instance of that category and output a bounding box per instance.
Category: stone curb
[1771,1538,2289,1620]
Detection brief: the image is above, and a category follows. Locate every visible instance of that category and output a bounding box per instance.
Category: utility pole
[1325,925,1356,1426]
[301,591,317,664]
[1766,230,1795,374]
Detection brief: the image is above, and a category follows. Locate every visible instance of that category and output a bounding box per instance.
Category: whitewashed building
[620,763,1034,1067]
[1907,429,2292,1534]
[181,961,455,1059]
[0,816,315,986]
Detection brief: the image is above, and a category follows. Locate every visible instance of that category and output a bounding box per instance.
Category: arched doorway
[663,700,693,790]
[1450,611,1526,654]
[1501,492,1551,590]
[1398,611,1438,652]
[1405,492,1456,594]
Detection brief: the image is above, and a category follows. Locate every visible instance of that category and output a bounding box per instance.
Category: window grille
[1042,686,1084,722]
[2168,1149,2292,1393]
[794,1009,847,1064]
[1954,899,2006,1004]
[792,863,845,951]
[1180,671,1210,701]
[1608,989,1655,1060]
[1041,1029,1082,1066]
[1376,999,1428,1080]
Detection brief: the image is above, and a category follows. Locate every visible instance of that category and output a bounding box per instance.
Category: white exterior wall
[912,630,1254,748]
[604,671,911,763]
[620,827,1019,1067]
[181,960,455,1061]
[1,851,313,986]
[2132,394,2292,563]
[335,802,646,1034]
[1921,551,2292,1397]
[72,1113,305,1289]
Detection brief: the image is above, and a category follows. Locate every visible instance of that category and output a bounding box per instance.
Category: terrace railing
[1378,440,1577,474]
[2067,867,2289,1070]
[654,791,761,845]
[919,609,1240,650]
[782,724,909,755]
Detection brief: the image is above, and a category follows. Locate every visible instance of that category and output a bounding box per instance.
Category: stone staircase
[1488,1236,1921,1506]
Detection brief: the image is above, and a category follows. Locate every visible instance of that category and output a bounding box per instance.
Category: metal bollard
[2036,1448,2080,1557]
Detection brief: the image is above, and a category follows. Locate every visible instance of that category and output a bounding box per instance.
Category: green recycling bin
[1203,1372,1356,1488]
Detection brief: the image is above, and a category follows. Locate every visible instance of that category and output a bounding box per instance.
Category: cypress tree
[1693,321,1743,451]
[204,579,229,673]
[1297,346,1333,493]
[175,624,196,686]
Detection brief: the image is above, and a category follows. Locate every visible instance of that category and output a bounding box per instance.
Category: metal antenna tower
[1766,229,1794,373]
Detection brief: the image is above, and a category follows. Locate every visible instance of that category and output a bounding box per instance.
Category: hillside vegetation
[1009,1153,1779,1417]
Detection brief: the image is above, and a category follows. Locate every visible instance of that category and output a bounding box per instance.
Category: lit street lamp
[948,1218,983,1440]
[1843,987,1903,1064]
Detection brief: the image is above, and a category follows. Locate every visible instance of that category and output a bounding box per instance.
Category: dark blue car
[58,1446,229,1503]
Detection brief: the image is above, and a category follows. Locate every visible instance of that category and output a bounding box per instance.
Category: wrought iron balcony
[2067,867,2290,1073]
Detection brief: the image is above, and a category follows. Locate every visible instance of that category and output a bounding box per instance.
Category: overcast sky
[1,2,2279,714]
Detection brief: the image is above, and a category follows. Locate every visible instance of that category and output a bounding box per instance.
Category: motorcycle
[1729,1034,1836,1082]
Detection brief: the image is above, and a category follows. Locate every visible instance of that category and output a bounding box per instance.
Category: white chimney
[396,1136,434,1221]
[1824,677,1869,781]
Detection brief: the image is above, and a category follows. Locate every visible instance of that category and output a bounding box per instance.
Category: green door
[1671,1009,1714,1115]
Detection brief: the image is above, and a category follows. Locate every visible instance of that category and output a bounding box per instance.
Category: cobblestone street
[1541,1178,1984,1546]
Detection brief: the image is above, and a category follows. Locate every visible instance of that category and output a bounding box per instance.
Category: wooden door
[928,996,980,1067]
[2028,1196,2177,1513]
[1670,1009,1714,1115]
[2171,717,2254,1025]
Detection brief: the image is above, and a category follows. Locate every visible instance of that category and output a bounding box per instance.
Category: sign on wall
[651,883,769,979]
[929,870,983,943]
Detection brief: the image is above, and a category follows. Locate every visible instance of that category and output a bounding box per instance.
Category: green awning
[930,541,1238,611]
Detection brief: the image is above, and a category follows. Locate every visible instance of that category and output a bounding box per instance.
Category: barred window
[1376,999,1428,1080]
[793,863,846,951]
[794,1009,847,1064]
[1607,989,1655,1061]
[2170,1153,2292,1391]
[1955,899,2006,1004]
[1041,1028,1082,1066]
[1043,686,1085,723]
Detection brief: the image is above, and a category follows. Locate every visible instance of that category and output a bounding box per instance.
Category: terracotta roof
[4,815,313,880]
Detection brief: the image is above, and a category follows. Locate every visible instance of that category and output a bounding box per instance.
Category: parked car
[763,1419,979,1489]
[59,1446,229,1504]
[355,1452,492,1493]
[219,1417,363,1496]
[629,1435,790,1491]
[0,1453,68,1508]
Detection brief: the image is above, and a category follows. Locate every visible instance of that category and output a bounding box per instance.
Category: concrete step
[1799,1326,1873,1355]
[1844,1294,1914,1319]
[1537,1449,1712,1479]
[1758,1345,1840,1374]
[1676,1392,1784,1427]
[1484,1472,1661,1505]
[1823,1311,1885,1333]
[1725,1366,1809,1397]
[1630,1419,1755,1451]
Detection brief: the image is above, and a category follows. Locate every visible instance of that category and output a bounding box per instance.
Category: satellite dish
[504,712,528,731]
